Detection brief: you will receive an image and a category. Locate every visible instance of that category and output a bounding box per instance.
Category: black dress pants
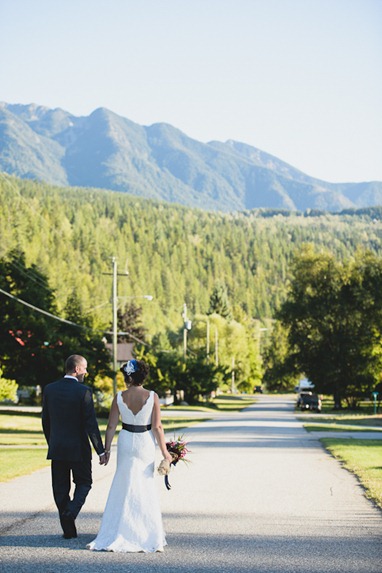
[51,458,92,519]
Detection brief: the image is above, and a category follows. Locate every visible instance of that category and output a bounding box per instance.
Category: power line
[0,287,86,328]
[0,287,150,346]
[103,330,149,346]
[1,176,151,351]
[8,259,52,291]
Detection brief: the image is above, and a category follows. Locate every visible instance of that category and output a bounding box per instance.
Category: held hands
[99,451,110,466]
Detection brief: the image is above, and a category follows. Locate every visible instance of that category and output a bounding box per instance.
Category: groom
[42,354,107,539]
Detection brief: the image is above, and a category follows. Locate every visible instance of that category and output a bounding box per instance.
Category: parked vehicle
[294,378,315,393]
[254,385,263,394]
[297,392,322,412]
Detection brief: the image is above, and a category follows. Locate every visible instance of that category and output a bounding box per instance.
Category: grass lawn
[163,394,255,413]
[321,438,382,509]
[303,423,382,432]
[0,413,46,445]
[0,448,49,482]
[297,401,382,433]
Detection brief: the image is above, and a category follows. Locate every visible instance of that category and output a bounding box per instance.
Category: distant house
[105,342,134,366]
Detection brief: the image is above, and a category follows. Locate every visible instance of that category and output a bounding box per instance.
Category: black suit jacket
[42,377,104,461]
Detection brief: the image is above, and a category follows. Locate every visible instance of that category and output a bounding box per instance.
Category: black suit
[42,376,104,520]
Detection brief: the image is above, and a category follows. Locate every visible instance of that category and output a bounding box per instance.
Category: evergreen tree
[0,251,111,388]
[117,302,147,343]
[208,281,232,320]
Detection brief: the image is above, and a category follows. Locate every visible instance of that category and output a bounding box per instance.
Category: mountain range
[0,102,381,212]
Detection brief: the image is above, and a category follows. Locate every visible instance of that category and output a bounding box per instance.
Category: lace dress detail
[87,391,167,552]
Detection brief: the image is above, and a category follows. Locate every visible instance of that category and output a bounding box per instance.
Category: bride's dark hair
[120,360,149,386]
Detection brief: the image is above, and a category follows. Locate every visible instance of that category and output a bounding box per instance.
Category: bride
[87,359,172,552]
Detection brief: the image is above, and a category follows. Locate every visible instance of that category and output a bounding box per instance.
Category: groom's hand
[99,452,108,466]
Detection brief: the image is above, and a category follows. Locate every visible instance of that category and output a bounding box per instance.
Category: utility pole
[182,303,192,361]
[206,317,210,361]
[103,257,128,395]
[214,326,219,366]
[112,257,118,396]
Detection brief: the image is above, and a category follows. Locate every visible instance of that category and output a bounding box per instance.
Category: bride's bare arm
[151,393,172,462]
[104,394,119,464]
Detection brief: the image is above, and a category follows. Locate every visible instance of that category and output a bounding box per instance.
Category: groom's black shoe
[60,510,77,539]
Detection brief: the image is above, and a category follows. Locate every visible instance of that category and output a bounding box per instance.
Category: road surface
[1,395,381,573]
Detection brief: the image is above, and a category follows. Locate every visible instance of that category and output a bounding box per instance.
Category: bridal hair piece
[123,360,138,376]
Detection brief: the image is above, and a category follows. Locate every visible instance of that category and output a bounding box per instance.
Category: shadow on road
[1,527,381,573]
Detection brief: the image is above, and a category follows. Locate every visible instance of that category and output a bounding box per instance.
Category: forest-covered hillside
[1,173,382,337]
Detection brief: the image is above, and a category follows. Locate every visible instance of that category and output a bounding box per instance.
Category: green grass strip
[0,448,49,482]
[305,423,382,432]
[321,438,382,509]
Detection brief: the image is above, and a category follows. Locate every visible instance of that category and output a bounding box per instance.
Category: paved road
[1,395,381,573]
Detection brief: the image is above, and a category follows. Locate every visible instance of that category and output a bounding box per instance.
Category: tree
[61,292,113,384]
[208,281,232,320]
[279,246,382,407]
[117,302,147,343]
[0,252,111,388]
[173,353,225,404]
[262,321,299,392]
[0,251,65,387]
[0,369,18,402]
[135,342,228,404]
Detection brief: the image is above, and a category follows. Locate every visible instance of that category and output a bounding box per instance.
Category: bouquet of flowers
[157,435,190,490]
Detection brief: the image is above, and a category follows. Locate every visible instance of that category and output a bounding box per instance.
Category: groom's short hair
[65,354,86,373]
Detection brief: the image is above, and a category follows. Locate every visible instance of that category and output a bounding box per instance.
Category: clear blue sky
[1,0,381,183]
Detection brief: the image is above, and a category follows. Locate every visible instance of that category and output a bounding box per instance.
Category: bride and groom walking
[42,354,172,552]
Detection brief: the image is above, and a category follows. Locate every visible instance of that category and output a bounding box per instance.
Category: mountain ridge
[0,101,381,212]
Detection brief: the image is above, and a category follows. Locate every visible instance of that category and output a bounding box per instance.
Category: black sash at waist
[122,422,152,433]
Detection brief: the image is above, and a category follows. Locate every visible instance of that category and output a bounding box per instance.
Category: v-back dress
[87,390,167,552]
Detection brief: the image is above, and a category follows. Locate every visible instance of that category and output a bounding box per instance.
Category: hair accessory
[123,360,138,375]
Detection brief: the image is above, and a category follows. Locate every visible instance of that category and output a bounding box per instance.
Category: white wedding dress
[87,390,167,552]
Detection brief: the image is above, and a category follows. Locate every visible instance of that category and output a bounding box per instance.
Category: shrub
[0,370,18,403]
